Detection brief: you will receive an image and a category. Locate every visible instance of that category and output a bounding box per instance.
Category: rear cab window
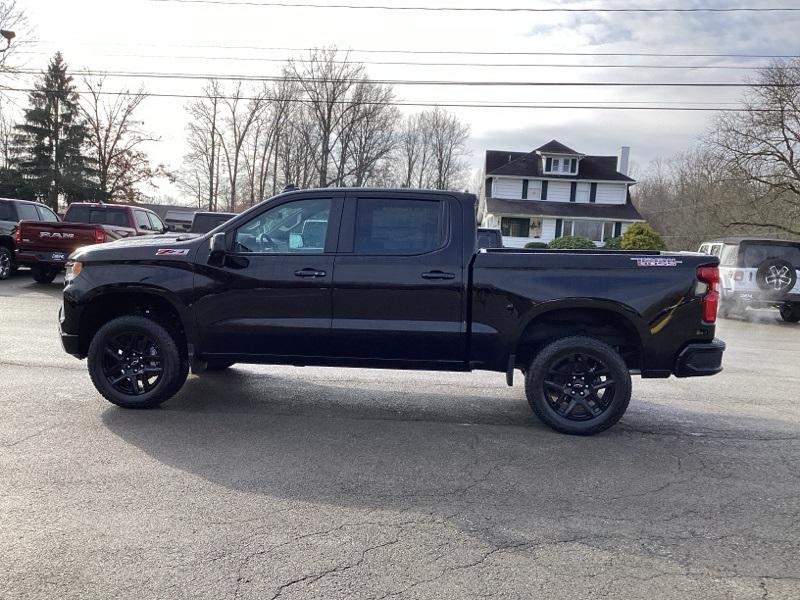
[65,206,130,227]
[353,198,448,254]
[0,201,16,221]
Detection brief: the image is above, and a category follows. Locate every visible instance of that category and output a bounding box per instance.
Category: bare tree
[0,102,14,169]
[398,113,426,188]
[0,1,29,72]
[80,78,161,202]
[184,80,223,210]
[288,48,365,187]
[708,59,800,236]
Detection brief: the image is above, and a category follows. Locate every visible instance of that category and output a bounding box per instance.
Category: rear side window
[720,245,739,267]
[354,198,447,254]
[741,243,800,268]
[65,206,129,227]
[36,205,59,222]
[16,203,39,220]
[0,201,15,220]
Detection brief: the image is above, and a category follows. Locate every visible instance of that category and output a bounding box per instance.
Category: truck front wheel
[779,303,800,323]
[524,336,632,435]
[87,315,189,409]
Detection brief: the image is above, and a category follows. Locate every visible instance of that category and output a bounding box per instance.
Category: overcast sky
[5,0,799,202]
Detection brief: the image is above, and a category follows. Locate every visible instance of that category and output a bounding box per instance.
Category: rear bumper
[673,338,725,377]
[16,249,68,269]
[723,290,800,305]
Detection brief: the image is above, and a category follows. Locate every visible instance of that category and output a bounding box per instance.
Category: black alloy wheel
[779,304,800,323]
[542,352,616,421]
[102,331,164,396]
[88,315,188,408]
[525,336,632,435]
[0,246,11,280]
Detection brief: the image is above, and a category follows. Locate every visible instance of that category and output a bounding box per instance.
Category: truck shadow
[101,367,799,573]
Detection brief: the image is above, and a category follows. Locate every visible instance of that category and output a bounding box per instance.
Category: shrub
[603,236,623,250]
[547,235,596,250]
[524,241,549,249]
[620,223,667,251]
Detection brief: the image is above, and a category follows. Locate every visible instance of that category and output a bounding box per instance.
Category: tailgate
[18,221,100,253]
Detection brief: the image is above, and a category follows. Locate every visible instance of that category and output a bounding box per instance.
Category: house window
[562,160,570,173]
[501,217,541,238]
[576,183,590,202]
[560,220,616,243]
[552,158,559,172]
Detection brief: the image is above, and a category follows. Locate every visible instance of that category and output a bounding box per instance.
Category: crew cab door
[194,194,343,358]
[330,192,466,365]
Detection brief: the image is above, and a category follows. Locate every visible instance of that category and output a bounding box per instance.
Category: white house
[480,140,645,248]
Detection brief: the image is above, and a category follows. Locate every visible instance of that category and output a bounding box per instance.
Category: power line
[8,68,778,87]
[0,85,770,112]
[14,51,772,70]
[144,0,800,13]
[28,41,800,60]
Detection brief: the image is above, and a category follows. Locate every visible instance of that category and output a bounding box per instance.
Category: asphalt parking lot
[1,270,799,600]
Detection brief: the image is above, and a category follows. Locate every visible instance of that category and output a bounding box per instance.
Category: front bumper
[674,338,725,377]
[58,306,84,358]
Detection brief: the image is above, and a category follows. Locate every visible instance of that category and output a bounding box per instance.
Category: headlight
[65,261,82,283]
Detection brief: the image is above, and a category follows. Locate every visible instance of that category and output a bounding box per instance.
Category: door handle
[421,270,455,280]
[294,268,327,278]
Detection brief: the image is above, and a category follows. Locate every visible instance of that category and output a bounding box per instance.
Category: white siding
[595,183,627,204]
[547,180,571,202]
[541,218,557,242]
[621,222,633,234]
[493,178,523,199]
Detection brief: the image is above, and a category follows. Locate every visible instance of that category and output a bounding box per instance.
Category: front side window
[234,198,331,254]
[148,213,166,232]
[134,210,152,230]
[36,205,59,222]
[354,198,447,254]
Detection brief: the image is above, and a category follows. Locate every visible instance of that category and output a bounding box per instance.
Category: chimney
[618,146,630,176]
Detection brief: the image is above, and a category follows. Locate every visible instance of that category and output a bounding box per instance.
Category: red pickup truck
[16,203,168,283]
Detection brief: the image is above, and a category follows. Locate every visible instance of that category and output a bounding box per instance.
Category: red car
[16,202,168,283]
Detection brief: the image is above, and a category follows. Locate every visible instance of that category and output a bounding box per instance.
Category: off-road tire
[779,304,800,323]
[0,246,12,280]
[755,258,797,298]
[525,336,632,435]
[31,266,58,284]
[88,315,189,409]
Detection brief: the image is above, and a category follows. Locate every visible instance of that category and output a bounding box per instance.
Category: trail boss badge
[631,257,682,267]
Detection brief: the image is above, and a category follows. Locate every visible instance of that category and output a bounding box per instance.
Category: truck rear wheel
[525,336,631,435]
[31,266,58,284]
[87,315,189,409]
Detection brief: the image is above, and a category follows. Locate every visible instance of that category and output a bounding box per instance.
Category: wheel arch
[78,286,191,359]
[514,301,645,371]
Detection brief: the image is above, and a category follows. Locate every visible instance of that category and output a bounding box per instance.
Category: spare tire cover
[755,258,797,295]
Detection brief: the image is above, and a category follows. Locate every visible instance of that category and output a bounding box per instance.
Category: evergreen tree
[13,52,97,209]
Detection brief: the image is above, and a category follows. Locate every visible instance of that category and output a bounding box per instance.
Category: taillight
[14,226,21,244]
[697,265,720,323]
[94,227,106,244]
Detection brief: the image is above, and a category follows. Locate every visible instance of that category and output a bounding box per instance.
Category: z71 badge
[155,248,190,256]
[631,257,681,267]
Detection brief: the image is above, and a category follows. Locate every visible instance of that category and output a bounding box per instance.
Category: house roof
[486,197,644,221]
[535,140,582,155]
[485,143,635,183]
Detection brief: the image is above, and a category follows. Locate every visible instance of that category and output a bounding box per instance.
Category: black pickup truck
[60,188,725,435]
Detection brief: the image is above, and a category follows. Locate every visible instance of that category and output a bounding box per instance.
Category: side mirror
[209,232,227,266]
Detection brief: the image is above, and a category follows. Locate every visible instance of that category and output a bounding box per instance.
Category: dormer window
[544,156,579,175]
